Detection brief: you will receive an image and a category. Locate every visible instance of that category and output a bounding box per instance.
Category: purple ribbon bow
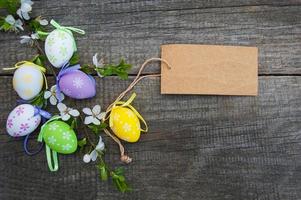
[34,106,52,121]
[56,63,81,102]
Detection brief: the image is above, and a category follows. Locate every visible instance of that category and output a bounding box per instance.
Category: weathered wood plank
[0,1,300,74]
[0,76,300,199]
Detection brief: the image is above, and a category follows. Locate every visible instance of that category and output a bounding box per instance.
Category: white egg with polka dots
[6,104,41,137]
[13,62,45,100]
[45,29,74,68]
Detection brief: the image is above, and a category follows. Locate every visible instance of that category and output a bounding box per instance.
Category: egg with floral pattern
[58,70,96,99]
[45,29,74,68]
[6,104,41,137]
[109,107,141,142]
[13,63,44,100]
[42,120,77,154]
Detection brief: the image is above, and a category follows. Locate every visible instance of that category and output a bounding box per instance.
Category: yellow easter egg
[110,106,141,143]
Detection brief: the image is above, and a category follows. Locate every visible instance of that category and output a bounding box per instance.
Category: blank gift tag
[161,44,258,96]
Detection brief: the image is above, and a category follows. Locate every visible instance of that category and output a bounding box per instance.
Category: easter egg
[6,104,41,137]
[42,120,77,154]
[13,64,44,100]
[45,29,74,68]
[58,70,96,99]
[110,107,141,142]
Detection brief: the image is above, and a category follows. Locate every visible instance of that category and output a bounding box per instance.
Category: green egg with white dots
[42,120,77,154]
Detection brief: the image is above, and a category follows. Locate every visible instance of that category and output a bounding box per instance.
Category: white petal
[83,154,91,163]
[92,118,101,125]
[20,35,31,39]
[92,105,101,115]
[90,150,97,161]
[84,116,94,125]
[69,109,79,117]
[21,3,32,12]
[95,142,104,151]
[49,96,57,105]
[22,11,30,20]
[57,103,67,112]
[61,113,70,121]
[5,15,15,25]
[31,33,39,39]
[96,112,106,120]
[57,92,65,101]
[20,38,30,44]
[44,91,51,99]
[98,135,103,143]
[92,53,98,66]
[39,19,48,26]
[82,108,92,115]
[50,85,57,92]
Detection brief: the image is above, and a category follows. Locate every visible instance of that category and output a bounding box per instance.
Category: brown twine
[101,57,171,164]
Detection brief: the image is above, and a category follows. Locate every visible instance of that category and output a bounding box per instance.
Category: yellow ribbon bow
[109,93,148,133]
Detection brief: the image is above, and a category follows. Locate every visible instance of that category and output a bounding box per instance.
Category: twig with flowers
[1,0,132,192]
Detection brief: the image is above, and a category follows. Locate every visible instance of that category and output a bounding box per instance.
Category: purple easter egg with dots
[58,70,96,99]
[6,104,41,137]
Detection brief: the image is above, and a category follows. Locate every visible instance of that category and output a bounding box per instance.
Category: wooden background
[0,1,301,199]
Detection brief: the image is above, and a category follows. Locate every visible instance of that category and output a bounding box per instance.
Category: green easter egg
[42,120,77,154]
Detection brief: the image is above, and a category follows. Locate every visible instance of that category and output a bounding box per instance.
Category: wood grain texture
[0,1,301,74]
[0,76,301,200]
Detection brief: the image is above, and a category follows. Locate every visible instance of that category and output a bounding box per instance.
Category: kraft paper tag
[161,44,258,96]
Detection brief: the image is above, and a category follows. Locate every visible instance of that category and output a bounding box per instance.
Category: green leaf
[111,168,132,193]
[28,18,47,33]
[70,118,77,129]
[96,163,108,181]
[78,138,87,148]
[87,123,108,135]
[31,54,47,67]
[0,21,12,32]
[0,0,20,14]
[29,90,47,108]
[80,64,94,74]
[95,59,132,80]
[69,52,80,65]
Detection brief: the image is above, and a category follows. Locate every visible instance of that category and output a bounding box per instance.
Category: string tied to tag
[102,58,171,164]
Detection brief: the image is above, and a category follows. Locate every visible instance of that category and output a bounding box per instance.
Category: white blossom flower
[35,16,48,26]
[20,33,39,46]
[3,15,23,32]
[83,136,105,163]
[83,105,106,125]
[92,53,104,78]
[17,0,34,20]
[44,85,65,105]
[57,103,80,121]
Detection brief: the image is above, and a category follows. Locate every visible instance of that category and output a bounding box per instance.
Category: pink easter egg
[58,70,96,99]
[6,104,41,137]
